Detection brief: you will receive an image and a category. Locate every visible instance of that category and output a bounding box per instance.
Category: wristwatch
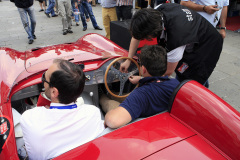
[220,27,226,30]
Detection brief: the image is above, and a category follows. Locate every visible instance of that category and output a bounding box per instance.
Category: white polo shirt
[181,0,229,27]
[20,103,105,160]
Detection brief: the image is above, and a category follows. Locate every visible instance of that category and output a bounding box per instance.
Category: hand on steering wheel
[104,57,140,98]
[120,59,131,73]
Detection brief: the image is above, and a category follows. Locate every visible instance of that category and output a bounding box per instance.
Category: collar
[139,76,169,87]
[50,102,77,109]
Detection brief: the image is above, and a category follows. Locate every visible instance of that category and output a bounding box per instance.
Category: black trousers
[116,5,132,21]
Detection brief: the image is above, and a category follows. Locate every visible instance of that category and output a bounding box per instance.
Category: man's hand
[204,5,220,14]
[120,59,131,73]
[129,76,141,85]
[219,29,226,39]
[181,1,219,14]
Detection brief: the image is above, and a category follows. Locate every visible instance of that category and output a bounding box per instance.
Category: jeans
[71,0,75,17]
[74,7,89,23]
[46,0,56,16]
[78,1,98,28]
[84,7,90,19]
[74,8,80,22]
[17,6,36,40]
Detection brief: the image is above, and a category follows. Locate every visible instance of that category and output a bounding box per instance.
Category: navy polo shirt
[120,76,179,121]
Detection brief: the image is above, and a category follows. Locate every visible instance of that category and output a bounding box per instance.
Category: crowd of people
[9,0,230,159]
[10,0,228,45]
[10,0,135,44]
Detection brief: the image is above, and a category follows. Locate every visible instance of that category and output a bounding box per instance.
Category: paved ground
[0,1,240,112]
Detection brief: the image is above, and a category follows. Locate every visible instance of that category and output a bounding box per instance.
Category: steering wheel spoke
[107,66,121,82]
[110,65,120,73]
[119,80,125,96]
[128,69,139,77]
[118,72,130,96]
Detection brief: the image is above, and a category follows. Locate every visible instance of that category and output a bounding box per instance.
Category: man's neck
[51,98,59,103]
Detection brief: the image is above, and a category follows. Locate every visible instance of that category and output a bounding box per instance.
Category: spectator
[58,0,73,35]
[181,0,229,39]
[73,0,90,26]
[116,0,133,21]
[100,45,179,129]
[75,0,103,31]
[45,0,58,17]
[71,0,78,24]
[38,0,47,12]
[101,0,118,39]
[120,4,223,87]
[10,0,36,44]
[20,59,105,160]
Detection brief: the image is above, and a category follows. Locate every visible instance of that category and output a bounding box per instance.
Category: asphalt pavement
[0,1,240,112]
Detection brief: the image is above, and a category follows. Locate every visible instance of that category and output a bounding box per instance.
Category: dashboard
[84,59,113,85]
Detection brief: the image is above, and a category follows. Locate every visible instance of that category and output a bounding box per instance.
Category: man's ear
[50,87,59,99]
[141,65,147,74]
[141,65,151,77]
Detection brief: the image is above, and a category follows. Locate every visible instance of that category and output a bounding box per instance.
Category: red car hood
[0,34,127,103]
[23,33,127,82]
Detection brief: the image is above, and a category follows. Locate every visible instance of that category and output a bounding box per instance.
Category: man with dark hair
[100,45,179,129]
[20,59,105,160]
[120,3,223,87]
[10,0,36,44]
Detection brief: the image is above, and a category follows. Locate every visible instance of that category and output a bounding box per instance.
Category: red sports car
[0,33,240,160]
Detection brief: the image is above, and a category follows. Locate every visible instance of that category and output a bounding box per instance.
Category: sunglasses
[42,72,51,85]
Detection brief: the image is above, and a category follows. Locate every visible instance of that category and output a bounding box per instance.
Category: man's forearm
[219,6,228,39]
[220,6,228,27]
[181,1,219,14]
[128,37,140,58]
[164,61,179,76]
[181,1,206,12]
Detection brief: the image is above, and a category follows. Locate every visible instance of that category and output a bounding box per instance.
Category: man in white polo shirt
[181,0,229,39]
[20,59,105,160]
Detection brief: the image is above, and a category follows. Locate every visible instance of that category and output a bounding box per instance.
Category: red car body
[0,34,240,160]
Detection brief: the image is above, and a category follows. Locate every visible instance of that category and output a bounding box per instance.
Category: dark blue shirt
[120,76,179,121]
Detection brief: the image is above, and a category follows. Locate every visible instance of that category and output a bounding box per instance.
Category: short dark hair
[49,59,85,104]
[130,8,163,40]
[140,45,167,76]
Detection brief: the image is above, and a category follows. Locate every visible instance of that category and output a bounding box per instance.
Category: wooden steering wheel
[104,57,141,98]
